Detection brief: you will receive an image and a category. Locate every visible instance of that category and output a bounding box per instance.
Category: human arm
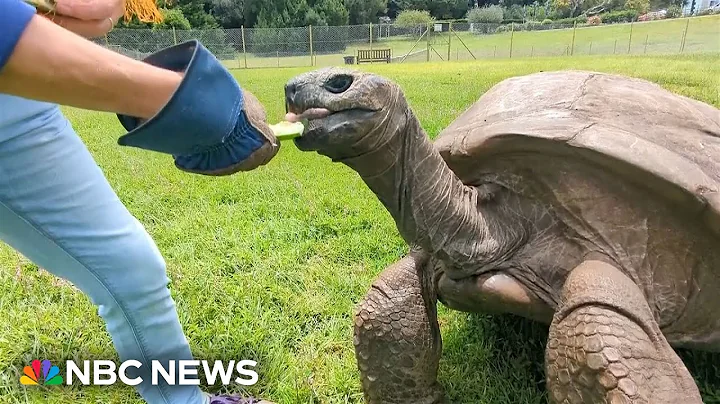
[0,8,182,119]
[0,0,280,175]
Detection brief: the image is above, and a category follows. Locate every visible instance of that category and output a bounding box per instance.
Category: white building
[686,0,717,13]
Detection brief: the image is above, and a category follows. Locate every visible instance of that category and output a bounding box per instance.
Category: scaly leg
[353,248,444,404]
[545,259,702,404]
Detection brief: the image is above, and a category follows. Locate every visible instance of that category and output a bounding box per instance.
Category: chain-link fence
[95,15,720,69]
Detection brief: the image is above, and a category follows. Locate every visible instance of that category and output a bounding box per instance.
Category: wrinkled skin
[285,67,720,403]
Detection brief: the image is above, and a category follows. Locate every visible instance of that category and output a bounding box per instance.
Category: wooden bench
[356,48,391,64]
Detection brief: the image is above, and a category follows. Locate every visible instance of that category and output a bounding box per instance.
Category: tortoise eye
[324,74,354,94]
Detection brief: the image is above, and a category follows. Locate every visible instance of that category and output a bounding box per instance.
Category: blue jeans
[0,94,209,404]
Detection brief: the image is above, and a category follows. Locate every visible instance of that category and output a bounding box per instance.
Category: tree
[311,0,351,25]
[243,0,303,27]
[467,4,504,22]
[503,3,525,18]
[625,0,649,13]
[387,0,403,18]
[396,9,435,24]
[154,8,192,29]
[551,0,575,17]
[396,0,468,19]
[345,0,389,24]
[253,0,310,27]
[175,0,219,28]
[430,0,469,18]
[209,0,245,28]
[238,0,350,28]
[395,9,433,36]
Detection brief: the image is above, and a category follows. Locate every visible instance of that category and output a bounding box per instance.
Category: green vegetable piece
[270,121,304,140]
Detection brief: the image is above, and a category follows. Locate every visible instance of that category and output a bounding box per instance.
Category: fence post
[570,21,576,56]
[241,26,247,69]
[172,27,177,45]
[680,18,689,53]
[369,23,373,52]
[426,23,431,61]
[588,41,592,55]
[447,22,452,61]
[644,34,648,53]
[309,25,314,66]
[627,20,634,54]
[613,39,617,54]
[509,23,514,58]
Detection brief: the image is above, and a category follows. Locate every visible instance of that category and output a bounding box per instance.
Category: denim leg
[0,96,207,404]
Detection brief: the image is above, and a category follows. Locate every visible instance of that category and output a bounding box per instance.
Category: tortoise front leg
[353,248,444,404]
[545,259,702,403]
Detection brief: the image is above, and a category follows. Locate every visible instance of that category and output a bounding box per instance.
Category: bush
[524,21,544,30]
[599,9,639,23]
[586,15,602,25]
[395,9,434,27]
[638,10,667,20]
[542,18,553,24]
[698,7,716,15]
[552,16,585,24]
[493,22,549,32]
[666,5,682,17]
[467,5,504,24]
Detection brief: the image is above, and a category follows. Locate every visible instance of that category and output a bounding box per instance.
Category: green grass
[1,53,720,403]
[218,15,720,69]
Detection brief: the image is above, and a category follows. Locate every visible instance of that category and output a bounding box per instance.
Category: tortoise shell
[433,70,720,236]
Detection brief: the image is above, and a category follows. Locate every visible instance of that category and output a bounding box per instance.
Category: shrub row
[599,9,640,23]
[527,9,638,25]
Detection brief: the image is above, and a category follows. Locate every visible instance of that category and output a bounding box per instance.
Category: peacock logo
[20,359,64,386]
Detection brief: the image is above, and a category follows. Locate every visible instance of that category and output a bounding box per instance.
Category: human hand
[116,40,281,176]
[42,0,124,38]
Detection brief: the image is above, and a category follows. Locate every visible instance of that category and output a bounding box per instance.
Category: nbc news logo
[20,359,63,386]
[19,358,258,386]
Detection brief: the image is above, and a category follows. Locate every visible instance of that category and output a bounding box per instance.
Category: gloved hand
[115,40,279,176]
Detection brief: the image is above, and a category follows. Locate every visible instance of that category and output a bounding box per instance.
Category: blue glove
[116,40,279,176]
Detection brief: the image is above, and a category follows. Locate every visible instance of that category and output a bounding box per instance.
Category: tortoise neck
[337,108,497,273]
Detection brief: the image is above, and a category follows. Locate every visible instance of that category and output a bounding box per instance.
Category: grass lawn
[1,53,719,403]
[218,15,720,69]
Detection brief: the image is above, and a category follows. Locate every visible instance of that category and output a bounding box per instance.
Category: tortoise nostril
[324,74,353,94]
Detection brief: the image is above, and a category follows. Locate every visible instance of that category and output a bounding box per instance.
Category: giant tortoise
[282,68,720,403]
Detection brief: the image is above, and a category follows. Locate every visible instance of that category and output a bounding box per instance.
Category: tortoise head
[284,67,408,159]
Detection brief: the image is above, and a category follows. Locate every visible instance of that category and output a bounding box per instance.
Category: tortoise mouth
[285,108,332,122]
[285,103,378,123]
[288,106,378,152]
